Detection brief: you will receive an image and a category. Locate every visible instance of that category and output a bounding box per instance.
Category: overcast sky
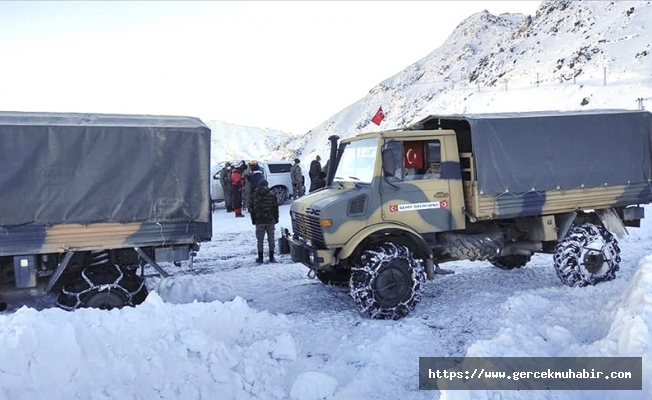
[0,1,541,134]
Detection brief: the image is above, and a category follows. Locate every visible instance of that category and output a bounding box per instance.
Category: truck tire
[271,186,288,205]
[553,223,620,287]
[490,255,531,270]
[349,242,425,320]
[316,268,351,287]
[57,263,148,310]
[439,230,504,261]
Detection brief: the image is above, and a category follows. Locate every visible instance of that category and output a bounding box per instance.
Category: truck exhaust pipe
[326,135,340,186]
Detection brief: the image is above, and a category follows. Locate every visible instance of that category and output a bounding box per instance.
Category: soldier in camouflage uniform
[290,158,304,199]
[219,162,233,212]
[250,179,279,263]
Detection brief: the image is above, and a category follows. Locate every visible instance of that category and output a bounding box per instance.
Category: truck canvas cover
[0,111,211,226]
[412,109,652,196]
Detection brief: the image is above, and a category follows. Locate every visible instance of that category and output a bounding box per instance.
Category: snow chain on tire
[57,263,148,310]
[349,242,425,320]
[553,223,621,287]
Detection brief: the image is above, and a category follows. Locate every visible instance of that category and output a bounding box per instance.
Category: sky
[0,1,542,134]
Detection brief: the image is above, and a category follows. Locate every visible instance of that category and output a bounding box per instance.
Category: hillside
[271,0,652,163]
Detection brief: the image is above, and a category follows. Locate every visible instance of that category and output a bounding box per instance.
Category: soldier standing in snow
[290,158,304,199]
[250,179,279,263]
[309,155,322,192]
[219,162,233,212]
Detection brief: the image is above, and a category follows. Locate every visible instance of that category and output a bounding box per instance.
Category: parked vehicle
[287,109,652,320]
[211,160,293,206]
[0,111,212,311]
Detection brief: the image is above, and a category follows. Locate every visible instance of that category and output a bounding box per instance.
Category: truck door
[380,136,462,233]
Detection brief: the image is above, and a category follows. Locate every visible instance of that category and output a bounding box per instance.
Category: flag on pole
[371,106,385,125]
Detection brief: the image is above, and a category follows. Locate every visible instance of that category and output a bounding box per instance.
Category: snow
[1,203,651,399]
[2,1,652,399]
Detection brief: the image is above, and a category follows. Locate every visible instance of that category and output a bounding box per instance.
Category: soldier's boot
[269,250,276,263]
[256,252,264,263]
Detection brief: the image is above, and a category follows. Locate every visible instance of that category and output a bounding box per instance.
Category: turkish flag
[371,106,385,125]
[404,141,424,169]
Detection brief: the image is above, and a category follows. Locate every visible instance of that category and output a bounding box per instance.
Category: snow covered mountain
[206,120,298,166]
[269,0,652,163]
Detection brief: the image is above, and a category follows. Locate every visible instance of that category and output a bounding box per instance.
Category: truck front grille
[291,211,325,248]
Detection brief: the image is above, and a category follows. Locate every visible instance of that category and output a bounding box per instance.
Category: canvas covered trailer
[0,111,212,310]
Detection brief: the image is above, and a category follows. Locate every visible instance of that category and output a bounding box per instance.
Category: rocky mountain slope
[270,0,652,163]
[209,1,652,167]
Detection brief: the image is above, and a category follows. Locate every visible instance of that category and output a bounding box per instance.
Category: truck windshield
[333,137,378,184]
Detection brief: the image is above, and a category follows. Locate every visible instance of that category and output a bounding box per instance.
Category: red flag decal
[404,141,424,169]
[371,106,385,125]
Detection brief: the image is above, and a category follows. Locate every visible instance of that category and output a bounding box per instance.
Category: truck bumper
[287,236,335,270]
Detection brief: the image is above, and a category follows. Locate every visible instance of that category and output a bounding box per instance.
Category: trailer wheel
[439,230,504,261]
[490,255,531,270]
[57,264,148,310]
[553,223,620,287]
[349,243,425,320]
[316,268,351,287]
[271,186,288,205]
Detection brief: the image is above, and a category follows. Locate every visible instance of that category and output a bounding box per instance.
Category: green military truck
[0,111,212,311]
[287,109,652,320]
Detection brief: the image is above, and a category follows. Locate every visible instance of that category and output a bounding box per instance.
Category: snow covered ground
[1,202,650,400]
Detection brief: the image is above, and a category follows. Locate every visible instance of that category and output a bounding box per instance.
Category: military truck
[0,111,212,311]
[287,109,652,320]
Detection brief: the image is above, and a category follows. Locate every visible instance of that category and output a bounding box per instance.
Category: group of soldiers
[218,160,264,217]
[218,160,279,263]
[289,155,329,200]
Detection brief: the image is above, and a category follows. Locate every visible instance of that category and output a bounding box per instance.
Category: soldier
[219,162,233,212]
[290,158,303,199]
[309,155,322,192]
[250,179,279,263]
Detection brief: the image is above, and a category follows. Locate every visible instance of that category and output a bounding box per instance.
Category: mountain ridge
[210,0,652,167]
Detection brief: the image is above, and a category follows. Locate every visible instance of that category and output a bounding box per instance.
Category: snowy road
[1,203,650,399]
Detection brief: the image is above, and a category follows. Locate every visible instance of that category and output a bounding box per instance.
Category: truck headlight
[320,219,332,227]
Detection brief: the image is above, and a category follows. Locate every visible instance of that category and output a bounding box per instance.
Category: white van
[211,161,294,208]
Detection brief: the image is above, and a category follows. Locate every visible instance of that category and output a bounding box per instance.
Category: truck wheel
[553,223,620,287]
[57,264,148,310]
[349,243,425,320]
[316,268,351,287]
[271,186,288,205]
[439,229,504,261]
[490,255,531,270]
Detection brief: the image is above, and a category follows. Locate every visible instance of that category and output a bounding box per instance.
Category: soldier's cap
[316,155,321,161]
[259,179,268,187]
[225,161,231,167]
[294,158,300,163]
